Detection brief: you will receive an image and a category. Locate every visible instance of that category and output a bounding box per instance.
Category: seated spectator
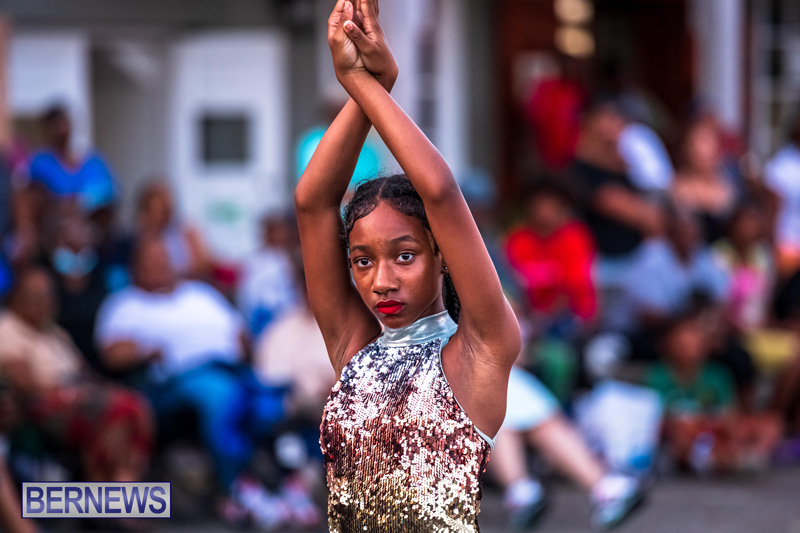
[44,211,110,372]
[626,209,729,329]
[712,203,775,333]
[672,117,738,243]
[0,267,152,483]
[132,180,211,280]
[255,263,333,421]
[237,212,301,337]
[254,261,331,528]
[645,311,781,474]
[28,106,118,213]
[570,97,664,330]
[620,209,755,392]
[712,203,786,410]
[764,111,800,278]
[95,237,287,528]
[505,180,597,335]
[490,310,643,530]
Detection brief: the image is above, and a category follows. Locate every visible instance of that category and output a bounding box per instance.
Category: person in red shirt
[505,180,597,328]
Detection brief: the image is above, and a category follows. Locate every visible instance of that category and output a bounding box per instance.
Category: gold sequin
[321,316,491,532]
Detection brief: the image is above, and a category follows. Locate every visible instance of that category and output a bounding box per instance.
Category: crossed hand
[328,0,398,89]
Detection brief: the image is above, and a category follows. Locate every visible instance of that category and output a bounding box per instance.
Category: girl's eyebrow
[390,235,420,245]
[350,235,420,253]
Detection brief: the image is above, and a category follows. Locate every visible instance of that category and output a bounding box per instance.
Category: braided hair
[342,174,461,323]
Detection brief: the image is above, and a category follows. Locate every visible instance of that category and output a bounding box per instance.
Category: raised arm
[294,0,396,375]
[336,1,520,366]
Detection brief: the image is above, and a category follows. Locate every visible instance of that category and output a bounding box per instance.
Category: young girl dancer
[295,0,519,530]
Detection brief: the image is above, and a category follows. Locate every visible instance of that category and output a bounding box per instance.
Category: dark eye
[397,253,415,263]
[354,257,372,268]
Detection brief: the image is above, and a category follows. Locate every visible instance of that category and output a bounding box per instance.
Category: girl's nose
[372,261,398,293]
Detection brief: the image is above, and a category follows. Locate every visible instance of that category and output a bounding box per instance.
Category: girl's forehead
[349,203,434,249]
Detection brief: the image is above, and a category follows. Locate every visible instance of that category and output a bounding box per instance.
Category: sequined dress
[320,311,495,532]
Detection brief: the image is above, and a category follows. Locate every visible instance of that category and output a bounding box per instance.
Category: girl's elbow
[294,185,316,213]
[423,180,461,207]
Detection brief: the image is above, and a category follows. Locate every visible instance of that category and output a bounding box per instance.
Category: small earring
[442,263,449,273]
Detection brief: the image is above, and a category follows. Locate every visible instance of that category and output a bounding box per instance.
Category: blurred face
[43,115,70,150]
[669,215,700,258]
[263,218,295,249]
[663,319,707,371]
[684,122,720,171]
[58,216,92,252]
[348,202,445,328]
[527,193,568,237]
[730,208,763,247]
[584,107,625,147]
[133,240,176,293]
[11,271,56,329]
[140,186,173,231]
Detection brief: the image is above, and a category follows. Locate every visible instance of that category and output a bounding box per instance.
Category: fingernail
[344,21,353,30]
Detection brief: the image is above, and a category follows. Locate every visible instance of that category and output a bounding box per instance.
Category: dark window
[201,114,250,165]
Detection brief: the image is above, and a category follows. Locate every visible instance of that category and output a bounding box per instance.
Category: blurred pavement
[60,465,800,533]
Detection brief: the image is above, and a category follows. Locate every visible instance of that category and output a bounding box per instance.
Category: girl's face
[348,201,446,328]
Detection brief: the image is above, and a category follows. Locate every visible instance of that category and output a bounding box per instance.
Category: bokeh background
[1,0,800,532]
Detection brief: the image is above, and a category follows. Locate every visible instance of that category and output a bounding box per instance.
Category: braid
[342,175,431,242]
[442,273,461,323]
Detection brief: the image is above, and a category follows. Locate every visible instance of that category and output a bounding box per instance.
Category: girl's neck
[380,310,455,347]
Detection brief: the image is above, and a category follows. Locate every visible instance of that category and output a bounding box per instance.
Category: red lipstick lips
[376,300,404,315]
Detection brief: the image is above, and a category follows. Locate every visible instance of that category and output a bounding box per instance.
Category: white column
[380,0,427,121]
[434,0,468,181]
[691,0,745,131]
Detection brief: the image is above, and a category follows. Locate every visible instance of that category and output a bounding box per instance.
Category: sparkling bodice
[320,311,492,532]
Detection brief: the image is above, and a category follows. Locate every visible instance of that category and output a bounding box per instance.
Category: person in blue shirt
[28,106,118,212]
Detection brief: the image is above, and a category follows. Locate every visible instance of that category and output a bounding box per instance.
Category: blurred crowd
[1,77,800,532]
[0,107,329,531]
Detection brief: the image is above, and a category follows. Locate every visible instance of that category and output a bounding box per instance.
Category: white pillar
[434,0,468,180]
[691,0,745,131]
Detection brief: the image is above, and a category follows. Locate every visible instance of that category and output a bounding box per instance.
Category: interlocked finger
[328,0,346,41]
[361,0,380,33]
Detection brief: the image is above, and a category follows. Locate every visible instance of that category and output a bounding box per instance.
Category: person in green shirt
[645,309,782,474]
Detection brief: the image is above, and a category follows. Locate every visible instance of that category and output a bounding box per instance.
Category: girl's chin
[377,313,412,328]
